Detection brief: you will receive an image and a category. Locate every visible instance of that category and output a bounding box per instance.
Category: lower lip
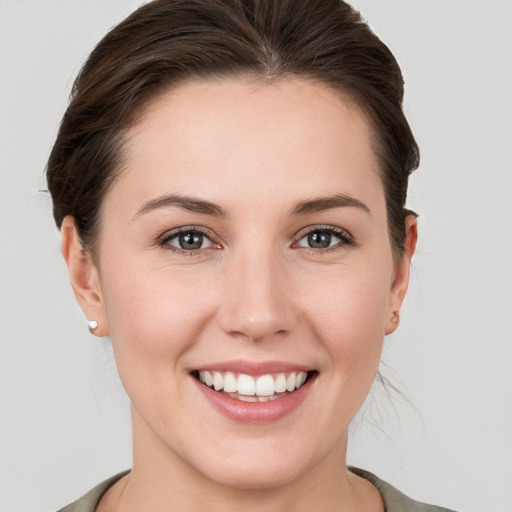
[194,375,315,423]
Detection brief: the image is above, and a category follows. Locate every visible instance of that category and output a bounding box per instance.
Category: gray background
[1,1,511,511]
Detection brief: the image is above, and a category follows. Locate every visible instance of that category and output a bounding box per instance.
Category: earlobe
[61,216,108,337]
[385,215,418,335]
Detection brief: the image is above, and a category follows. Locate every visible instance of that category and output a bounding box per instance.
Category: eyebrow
[133,192,370,220]
[291,193,370,216]
[133,194,228,219]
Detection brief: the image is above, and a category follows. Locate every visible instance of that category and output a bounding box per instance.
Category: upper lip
[192,360,315,375]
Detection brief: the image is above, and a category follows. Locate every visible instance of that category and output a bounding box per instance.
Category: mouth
[191,369,316,403]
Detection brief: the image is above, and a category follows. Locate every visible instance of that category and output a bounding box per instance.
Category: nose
[216,249,297,343]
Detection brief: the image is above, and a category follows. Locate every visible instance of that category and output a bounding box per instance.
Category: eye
[162,229,214,251]
[295,227,352,250]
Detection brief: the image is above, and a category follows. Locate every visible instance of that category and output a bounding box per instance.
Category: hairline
[84,72,403,262]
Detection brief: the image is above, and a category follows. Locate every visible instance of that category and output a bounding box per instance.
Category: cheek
[298,261,391,387]
[301,263,390,341]
[99,256,216,384]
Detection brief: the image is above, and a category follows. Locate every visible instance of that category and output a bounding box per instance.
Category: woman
[46,0,455,510]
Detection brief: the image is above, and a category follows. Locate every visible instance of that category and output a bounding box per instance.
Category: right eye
[161,229,215,252]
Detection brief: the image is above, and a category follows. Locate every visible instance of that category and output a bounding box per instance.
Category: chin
[191,436,322,491]
[203,459,306,491]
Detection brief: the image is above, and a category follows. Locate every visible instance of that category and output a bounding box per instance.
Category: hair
[46,0,419,256]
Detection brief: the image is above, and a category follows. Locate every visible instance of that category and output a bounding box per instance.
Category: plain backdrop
[1,1,511,511]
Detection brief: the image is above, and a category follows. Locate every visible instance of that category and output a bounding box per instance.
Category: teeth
[286,372,296,392]
[275,373,287,393]
[256,375,275,396]
[199,371,213,387]
[238,394,258,402]
[238,374,256,395]
[296,371,307,389]
[223,372,237,392]
[197,370,309,398]
[213,371,223,391]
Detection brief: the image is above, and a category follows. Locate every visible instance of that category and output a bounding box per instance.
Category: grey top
[57,467,456,511]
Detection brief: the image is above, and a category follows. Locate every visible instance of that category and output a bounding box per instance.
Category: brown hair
[46,0,419,255]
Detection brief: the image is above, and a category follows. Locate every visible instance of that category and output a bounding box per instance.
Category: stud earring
[88,320,99,332]
[392,311,400,322]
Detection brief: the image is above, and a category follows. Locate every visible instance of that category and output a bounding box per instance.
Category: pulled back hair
[47,0,419,255]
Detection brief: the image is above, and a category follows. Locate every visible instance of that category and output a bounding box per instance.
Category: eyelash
[157,226,220,256]
[157,225,355,255]
[293,225,355,253]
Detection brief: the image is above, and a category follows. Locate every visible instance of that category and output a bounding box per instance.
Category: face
[65,79,413,490]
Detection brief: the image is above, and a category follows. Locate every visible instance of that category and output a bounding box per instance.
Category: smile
[191,362,317,422]
[196,370,309,402]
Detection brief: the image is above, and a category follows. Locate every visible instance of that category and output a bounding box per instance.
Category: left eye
[165,230,213,251]
[296,229,344,249]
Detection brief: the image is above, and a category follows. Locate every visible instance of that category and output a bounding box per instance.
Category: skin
[61,79,417,512]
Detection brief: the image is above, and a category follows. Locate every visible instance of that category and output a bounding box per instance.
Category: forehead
[112,78,384,215]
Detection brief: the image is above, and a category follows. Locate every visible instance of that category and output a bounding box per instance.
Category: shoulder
[350,467,457,512]
[57,467,456,512]
[56,471,130,512]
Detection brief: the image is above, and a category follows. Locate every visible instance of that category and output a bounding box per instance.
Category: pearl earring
[88,320,99,332]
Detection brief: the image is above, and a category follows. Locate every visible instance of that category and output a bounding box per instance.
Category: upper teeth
[198,371,308,396]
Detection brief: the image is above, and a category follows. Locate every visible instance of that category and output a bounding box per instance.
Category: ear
[61,216,109,337]
[385,215,418,335]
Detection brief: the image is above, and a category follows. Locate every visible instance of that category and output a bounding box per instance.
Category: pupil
[308,231,331,248]
[179,232,203,250]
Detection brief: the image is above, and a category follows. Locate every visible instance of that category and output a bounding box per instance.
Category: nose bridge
[218,243,295,342]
